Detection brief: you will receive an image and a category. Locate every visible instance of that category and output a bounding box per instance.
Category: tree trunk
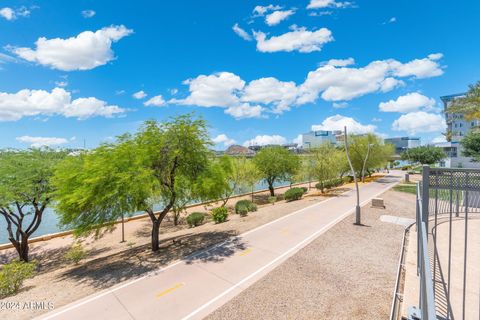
[151,220,160,251]
[268,183,275,197]
[19,236,29,262]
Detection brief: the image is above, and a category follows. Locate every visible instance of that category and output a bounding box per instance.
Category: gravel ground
[206,189,416,320]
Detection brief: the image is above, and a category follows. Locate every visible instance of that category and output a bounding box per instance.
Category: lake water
[0,180,294,245]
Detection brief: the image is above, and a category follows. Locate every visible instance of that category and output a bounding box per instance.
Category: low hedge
[211,207,228,223]
[186,212,205,227]
[284,187,305,202]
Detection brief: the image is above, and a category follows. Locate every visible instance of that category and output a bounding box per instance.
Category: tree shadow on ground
[253,193,285,205]
[58,230,243,290]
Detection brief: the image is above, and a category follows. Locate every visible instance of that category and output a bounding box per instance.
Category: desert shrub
[0,260,36,297]
[186,212,205,227]
[65,243,87,265]
[235,200,257,214]
[237,206,248,217]
[268,196,277,205]
[316,178,343,191]
[284,187,304,202]
[211,207,228,223]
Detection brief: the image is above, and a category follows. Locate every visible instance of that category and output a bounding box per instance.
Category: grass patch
[393,183,417,194]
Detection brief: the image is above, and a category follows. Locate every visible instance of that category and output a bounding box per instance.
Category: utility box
[371,198,385,209]
[405,173,410,183]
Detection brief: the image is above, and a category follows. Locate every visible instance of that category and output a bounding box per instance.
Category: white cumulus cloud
[265,10,295,26]
[212,134,236,147]
[307,0,353,9]
[144,95,165,107]
[324,57,355,67]
[12,25,133,71]
[312,115,376,134]
[254,26,333,53]
[242,77,299,113]
[172,72,245,107]
[298,54,443,102]
[393,53,444,79]
[293,134,302,145]
[379,92,435,113]
[0,7,15,20]
[0,87,125,121]
[172,54,444,119]
[243,134,287,147]
[253,5,283,16]
[392,111,446,134]
[16,136,69,148]
[133,90,147,99]
[225,103,264,119]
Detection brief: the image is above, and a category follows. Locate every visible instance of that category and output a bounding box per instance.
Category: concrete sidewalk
[38,173,401,320]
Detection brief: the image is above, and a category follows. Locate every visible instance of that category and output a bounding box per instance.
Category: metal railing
[415,181,437,320]
[411,166,480,320]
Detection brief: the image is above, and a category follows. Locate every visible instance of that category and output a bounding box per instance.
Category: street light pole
[344,126,361,225]
[361,143,374,183]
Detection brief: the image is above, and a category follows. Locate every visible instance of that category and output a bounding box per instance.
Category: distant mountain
[225,144,256,157]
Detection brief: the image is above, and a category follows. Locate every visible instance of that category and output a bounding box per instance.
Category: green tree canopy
[0,149,66,261]
[252,146,300,196]
[347,134,394,177]
[310,143,345,192]
[460,130,480,161]
[401,146,446,165]
[54,114,212,251]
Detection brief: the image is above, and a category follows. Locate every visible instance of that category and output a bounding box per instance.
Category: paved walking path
[38,172,401,320]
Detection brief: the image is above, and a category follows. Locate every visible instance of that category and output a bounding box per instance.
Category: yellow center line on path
[238,248,252,256]
[156,282,185,298]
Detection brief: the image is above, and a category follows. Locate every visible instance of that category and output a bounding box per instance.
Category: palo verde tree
[0,149,66,262]
[252,146,300,196]
[347,134,394,178]
[214,156,256,206]
[401,145,446,165]
[311,143,345,193]
[54,114,212,252]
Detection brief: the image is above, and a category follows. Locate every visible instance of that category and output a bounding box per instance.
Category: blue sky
[0,0,479,149]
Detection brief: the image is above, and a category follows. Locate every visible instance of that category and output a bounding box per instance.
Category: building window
[472,122,475,127]
[460,123,463,127]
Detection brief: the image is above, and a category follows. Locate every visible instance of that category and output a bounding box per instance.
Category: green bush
[0,260,36,297]
[211,207,228,223]
[301,187,308,193]
[268,196,277,205]
[316,178,344,191]
[65,243,87,265]
[237,206,248,217]
[284,187,305,202]
[235,200,257,214]
[186,212,205,227]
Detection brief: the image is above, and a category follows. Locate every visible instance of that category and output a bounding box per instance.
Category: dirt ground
[206,188,416,320]
[0,181,353,320]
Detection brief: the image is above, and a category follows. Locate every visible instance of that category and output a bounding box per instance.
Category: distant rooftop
[440,93,466,102]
